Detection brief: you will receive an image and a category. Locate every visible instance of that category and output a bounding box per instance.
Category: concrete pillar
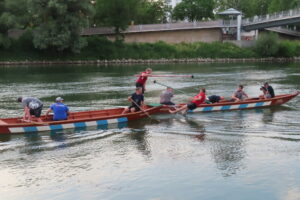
[255,30,259,40]
[237,14,242,40]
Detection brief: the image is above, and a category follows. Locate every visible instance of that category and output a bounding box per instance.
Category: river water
[0,63,299,200]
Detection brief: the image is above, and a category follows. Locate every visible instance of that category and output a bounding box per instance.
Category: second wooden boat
[0,105,162,134]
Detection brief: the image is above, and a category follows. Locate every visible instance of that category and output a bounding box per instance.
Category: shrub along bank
[1,32,300,62]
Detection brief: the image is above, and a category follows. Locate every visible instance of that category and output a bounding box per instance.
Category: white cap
[55,97,64,102]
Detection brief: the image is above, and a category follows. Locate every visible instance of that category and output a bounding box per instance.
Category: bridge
[242,8,300,31]
[81,7,300,44]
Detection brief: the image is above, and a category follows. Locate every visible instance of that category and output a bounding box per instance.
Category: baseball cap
[55,97,64,102]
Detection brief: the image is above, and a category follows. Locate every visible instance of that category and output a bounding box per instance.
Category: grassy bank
[1,33,300,62]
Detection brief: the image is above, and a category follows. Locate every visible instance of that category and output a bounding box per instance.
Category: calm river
[0,63,299,200]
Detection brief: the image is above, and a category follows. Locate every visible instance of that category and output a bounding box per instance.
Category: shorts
[187,103,197,110]
[128,105,141,112]
[29,105,43,117]
[135,82,145,93]
[160,101,175,105]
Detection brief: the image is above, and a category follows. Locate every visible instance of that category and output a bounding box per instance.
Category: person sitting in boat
[264,82,275,98]
[231,85,249,102]
[135,68,152,94]
[259,86,271,99]
[160,87,175,105]
[17,97,43,122]
[169,88,206,114]
[122,87,145,114]
[45,97,69,121]
[207,95,225,104]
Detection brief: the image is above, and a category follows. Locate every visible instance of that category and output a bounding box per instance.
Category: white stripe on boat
[8,117,128,134]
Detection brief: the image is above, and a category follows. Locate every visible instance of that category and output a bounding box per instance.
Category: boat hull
[0,105,162,134]
[156,92,300,113]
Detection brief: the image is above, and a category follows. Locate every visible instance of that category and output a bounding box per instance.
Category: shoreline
[0,57,299,65]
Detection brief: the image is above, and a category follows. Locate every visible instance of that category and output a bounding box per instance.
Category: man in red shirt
[135,68,152,93]
[169,88,206,114]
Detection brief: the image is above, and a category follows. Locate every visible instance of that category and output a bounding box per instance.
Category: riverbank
[0,57,299,66]
[1,34,300,65]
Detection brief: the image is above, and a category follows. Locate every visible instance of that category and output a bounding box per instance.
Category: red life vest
[136,72,148,85]
[191,92,206,106]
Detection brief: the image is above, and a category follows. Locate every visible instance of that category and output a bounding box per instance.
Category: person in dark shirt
[122,87,145,114]
[208,95,225,103]
[264,82,275,98]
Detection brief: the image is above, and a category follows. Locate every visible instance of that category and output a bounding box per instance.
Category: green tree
[95,0,140,40]
[0,0,28,49]
[255,33,279,57]
[135,0,171,24]
[268,0,300,13]
[28,0,94,53]
[172,0,214,22]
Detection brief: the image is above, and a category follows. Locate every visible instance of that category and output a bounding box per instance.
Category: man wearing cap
[45,97,69,121]
[17,97,43,122]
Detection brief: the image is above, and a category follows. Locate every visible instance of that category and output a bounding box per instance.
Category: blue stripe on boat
[221,105,231,110]
[23,126,38,132]
[203,107,213,112]
[97,120,108,126]
[50,124,63,131]
[117,117,128,123]
[74,122,86,128]
[255,102,264,107]
[239,104,248,109]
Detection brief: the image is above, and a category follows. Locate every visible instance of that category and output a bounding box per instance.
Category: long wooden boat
[155,92,300,113]
[0,105,162,134]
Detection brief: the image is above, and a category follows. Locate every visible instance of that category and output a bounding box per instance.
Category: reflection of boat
[0,105,162,134]
[156,92,300,113]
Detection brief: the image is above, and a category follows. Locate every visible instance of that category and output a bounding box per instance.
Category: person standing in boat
[169,88,206,114]
[264,82,275,98]
[17,97,43,122]
[135,68,152,93]
[231,85,249,102]
[122,87,145,114]
[160,87,175,105]
[45,97,69,121]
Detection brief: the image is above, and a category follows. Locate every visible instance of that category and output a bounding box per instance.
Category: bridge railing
[243,7,300,25]
[126,20,223,32]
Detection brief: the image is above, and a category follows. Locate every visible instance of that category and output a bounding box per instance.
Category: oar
[135,75,194,78]
[153,80,188,96]
[131,100,159,123]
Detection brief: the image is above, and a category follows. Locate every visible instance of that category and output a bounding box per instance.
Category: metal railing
[243,7,300,25]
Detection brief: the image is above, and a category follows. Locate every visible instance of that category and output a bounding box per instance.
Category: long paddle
[135,74,194,78]
[131,100,159,122]
[153,80,189,96]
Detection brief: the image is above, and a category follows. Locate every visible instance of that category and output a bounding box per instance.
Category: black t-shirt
[267,86,275,98]
[208,95,221,103]
[131,93,144,106]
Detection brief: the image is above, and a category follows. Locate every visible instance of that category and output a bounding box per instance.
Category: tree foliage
[0,0,28,48]
[28,0,94,53]
[95,0,140,40]
[254,33,279,57]
[135,0,171,24]
[172,0,214,22]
